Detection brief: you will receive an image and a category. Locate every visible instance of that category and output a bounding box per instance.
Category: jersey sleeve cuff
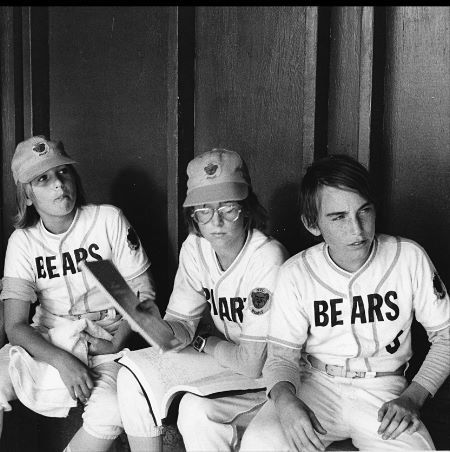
[411,376,438,398]
[0,277,37,303]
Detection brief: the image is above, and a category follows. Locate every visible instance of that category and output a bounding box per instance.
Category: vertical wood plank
[194,6,316,253]
[301,6,318,171]
[1,6,23,267]
[357,7,374,167]
[381,7,450,287]
[327,6,374,166]
[48,6,172,304]
[166,7,179,279]
[22,6,49,138]
[21,6,32,138]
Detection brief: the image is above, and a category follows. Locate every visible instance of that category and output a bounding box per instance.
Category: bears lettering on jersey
[35,244,102,279]
[314,290,399,327]
[203,287,245,323]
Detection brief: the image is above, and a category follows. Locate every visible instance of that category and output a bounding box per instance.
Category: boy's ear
[301,214,321,237]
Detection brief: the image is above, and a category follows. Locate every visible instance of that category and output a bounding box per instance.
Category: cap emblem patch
[249,288,271,315]
[32,142,49,156]
[433,272,447,300]
[204,162,220,178]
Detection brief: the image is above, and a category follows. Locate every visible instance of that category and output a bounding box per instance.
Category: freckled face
[305,185,376,272]
[27,165,77,231]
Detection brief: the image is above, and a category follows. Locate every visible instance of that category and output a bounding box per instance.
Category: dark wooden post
[327,6,374,167]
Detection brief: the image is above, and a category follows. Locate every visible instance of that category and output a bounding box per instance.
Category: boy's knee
[241,402,288,451]
[82,390,122,439]
[177,393,211,433]
[116,367,140,402]
[117,366,162,437]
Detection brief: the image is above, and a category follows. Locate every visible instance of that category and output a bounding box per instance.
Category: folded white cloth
[9,345,77,417]
[8,310,125,417]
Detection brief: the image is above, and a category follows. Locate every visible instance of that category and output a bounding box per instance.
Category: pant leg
[242,368,354,452]
[0,344,17,412]
[347,375,435,451]
[240,399,291,452]
[178,390,266,452]
[116,366,164,438]
[81,360,123,440]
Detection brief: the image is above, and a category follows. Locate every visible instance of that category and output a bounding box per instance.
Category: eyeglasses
[192,205,242,224]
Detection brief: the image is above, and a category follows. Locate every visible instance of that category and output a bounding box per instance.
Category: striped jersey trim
[303,251,346,298]
[267,335,302,349]
[165,308,203,321]
[239,334,267,343]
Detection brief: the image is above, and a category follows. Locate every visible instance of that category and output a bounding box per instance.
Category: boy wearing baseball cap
[0,136,156,452]
[117,148,288,452]
[241,154,449,451]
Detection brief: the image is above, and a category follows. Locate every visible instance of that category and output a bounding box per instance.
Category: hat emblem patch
[204,162,220,179]
[32,142,49,156]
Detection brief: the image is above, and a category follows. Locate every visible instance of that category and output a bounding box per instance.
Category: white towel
[8,314,124,417]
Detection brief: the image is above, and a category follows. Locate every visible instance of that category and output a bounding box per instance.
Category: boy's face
[304,185,376,272]
[27,165,77,232]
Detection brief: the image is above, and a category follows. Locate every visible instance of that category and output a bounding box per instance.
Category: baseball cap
[183,148,250,207]
[12,136,78,184]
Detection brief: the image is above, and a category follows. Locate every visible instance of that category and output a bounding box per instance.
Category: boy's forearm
[8,322,71,368]
[0,303,5,347]
[412,326,450,396]
[112,318,132,350]
[269,380,297,402]
[400,381,430,408]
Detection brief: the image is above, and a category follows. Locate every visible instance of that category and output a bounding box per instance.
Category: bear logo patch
[249,288,271,315]
[127,227,140,251]
[32,142,49,156]
[433,272,446,300]
[204,162,220,178]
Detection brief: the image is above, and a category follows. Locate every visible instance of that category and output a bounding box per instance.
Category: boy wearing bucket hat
[0,136,156,452]
[117,148,289,451]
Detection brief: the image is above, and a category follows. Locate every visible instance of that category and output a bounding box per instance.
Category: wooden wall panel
[48,6,174,303]
[328,7,373,166]
[381,7,450,288]
[194,6,318,254]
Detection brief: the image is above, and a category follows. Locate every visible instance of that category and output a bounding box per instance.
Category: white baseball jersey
[165,229,288,345]
[267,234,449,376]
[0,204,150,318]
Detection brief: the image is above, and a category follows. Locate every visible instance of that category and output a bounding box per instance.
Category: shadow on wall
[110,167,171,313]
[268,182,317,256]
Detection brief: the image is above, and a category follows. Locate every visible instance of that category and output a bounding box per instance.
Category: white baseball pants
[240,366,434,451]
[117,366,267,451]
[0,344,123,440]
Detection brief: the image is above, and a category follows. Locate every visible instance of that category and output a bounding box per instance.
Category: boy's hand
[272,383,327,451]
[55,352,99,404]
[377,395,421,440]
[82,332,117,355]
[377,381,429,440]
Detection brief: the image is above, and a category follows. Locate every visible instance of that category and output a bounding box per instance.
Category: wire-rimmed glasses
[191,204,242,224]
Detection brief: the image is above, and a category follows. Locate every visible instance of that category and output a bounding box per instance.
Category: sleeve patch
[433,272,447,300]
[249,288,271,315]
[127,227,140,251]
